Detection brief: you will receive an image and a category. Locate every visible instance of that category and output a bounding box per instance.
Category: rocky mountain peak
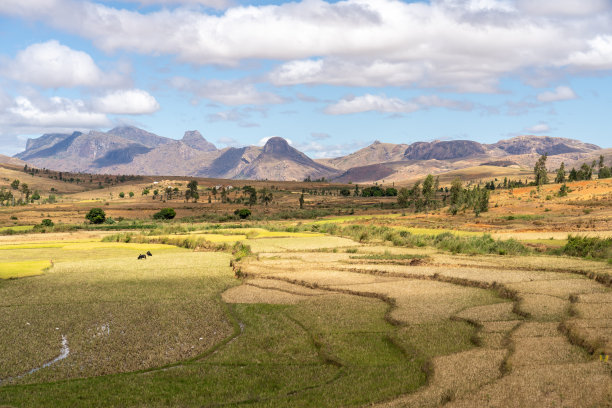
[181,130,216,152]
[262,137,291,154]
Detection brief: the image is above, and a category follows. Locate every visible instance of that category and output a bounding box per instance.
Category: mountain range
[13,126,605,182]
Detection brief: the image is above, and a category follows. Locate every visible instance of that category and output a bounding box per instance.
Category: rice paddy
[1,219,611,407]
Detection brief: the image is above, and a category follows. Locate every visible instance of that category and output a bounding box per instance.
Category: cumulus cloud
[3,40,124,88]
[116,0,230,9]
[566,35,612,70]
[516,0,610,17]
[4,95,110,128]
[92,89,160,114]
[295,140,369,158]
[527,123,550,133]
[325,94,472,115]
[325,94,419,115]
[1,0,612,92]
[537,86,577,102]
[0,0,612,96]
[171,77,286,106]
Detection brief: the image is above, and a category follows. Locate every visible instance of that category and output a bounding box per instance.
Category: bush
[41,219,54,227]
[153,208,176,220]
[563,235,612,260]
[234,208,252,219]
[85,208,106,224]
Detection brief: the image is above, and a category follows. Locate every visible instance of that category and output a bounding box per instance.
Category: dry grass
[456,302,519,322]
[447,363,612,408]
[246,236,359,252]
[518,294,568,321]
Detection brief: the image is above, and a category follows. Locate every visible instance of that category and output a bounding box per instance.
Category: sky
[1,0,612,158]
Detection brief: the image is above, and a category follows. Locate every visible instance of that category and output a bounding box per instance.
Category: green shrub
[41,219,54,227]
[562,235,612,260]
[85,208,106,224]
[153,208,176,220]
[234,208,252,219]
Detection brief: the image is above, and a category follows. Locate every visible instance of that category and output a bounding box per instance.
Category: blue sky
[1,0,611,157]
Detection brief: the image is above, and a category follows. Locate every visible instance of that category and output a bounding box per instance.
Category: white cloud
[171,77,286,106]
[517,0,610,17]
[325,94,472,115]
[116,0,230,9]
[527,123,550,133]
[2,0,612,91]
[325,94,419,115]
[93,89,160,114]
[4,95,110,128]
[295,140,369,158]
[4,40,124,88]
[566,35,612,70]
[537,86,577,102]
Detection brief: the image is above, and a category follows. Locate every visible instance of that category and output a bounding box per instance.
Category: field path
[236,247,612,407]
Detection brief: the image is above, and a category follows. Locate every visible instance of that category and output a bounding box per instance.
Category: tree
[449,178,463,214]
[299,193,304,209]
[129,191,134,198]
[534,153,548,186]
[577,163,593,180]
[20,183,30,201]
[119,192,125,198]
[478,189,490,214]
[397,188,410,208]
[384,187,398,196]
[86,208,106,224]
[186,180,199,202]
[555,162,566,184]
[259,188,273,206]
[568,168,578,182]
[31,191,40,201]
[10,179,19,190]
[142,188,150,196]
[248,190,257,206]
[339,188,351,196]
[153,208,176,220]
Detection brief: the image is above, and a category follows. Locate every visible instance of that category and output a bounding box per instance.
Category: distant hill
[14,129,602,182]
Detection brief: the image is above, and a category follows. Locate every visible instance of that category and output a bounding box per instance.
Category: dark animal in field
[146,251,152,256]
[138,254,146,260]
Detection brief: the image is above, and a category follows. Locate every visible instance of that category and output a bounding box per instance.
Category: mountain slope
[236,137,340,181]
[181,130,217,152]
[319,141,409,170]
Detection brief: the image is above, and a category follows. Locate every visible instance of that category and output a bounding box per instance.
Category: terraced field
[235,241,612,407]
[1,229,611,407]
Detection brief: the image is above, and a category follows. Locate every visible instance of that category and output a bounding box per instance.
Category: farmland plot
[1,229,611,407]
